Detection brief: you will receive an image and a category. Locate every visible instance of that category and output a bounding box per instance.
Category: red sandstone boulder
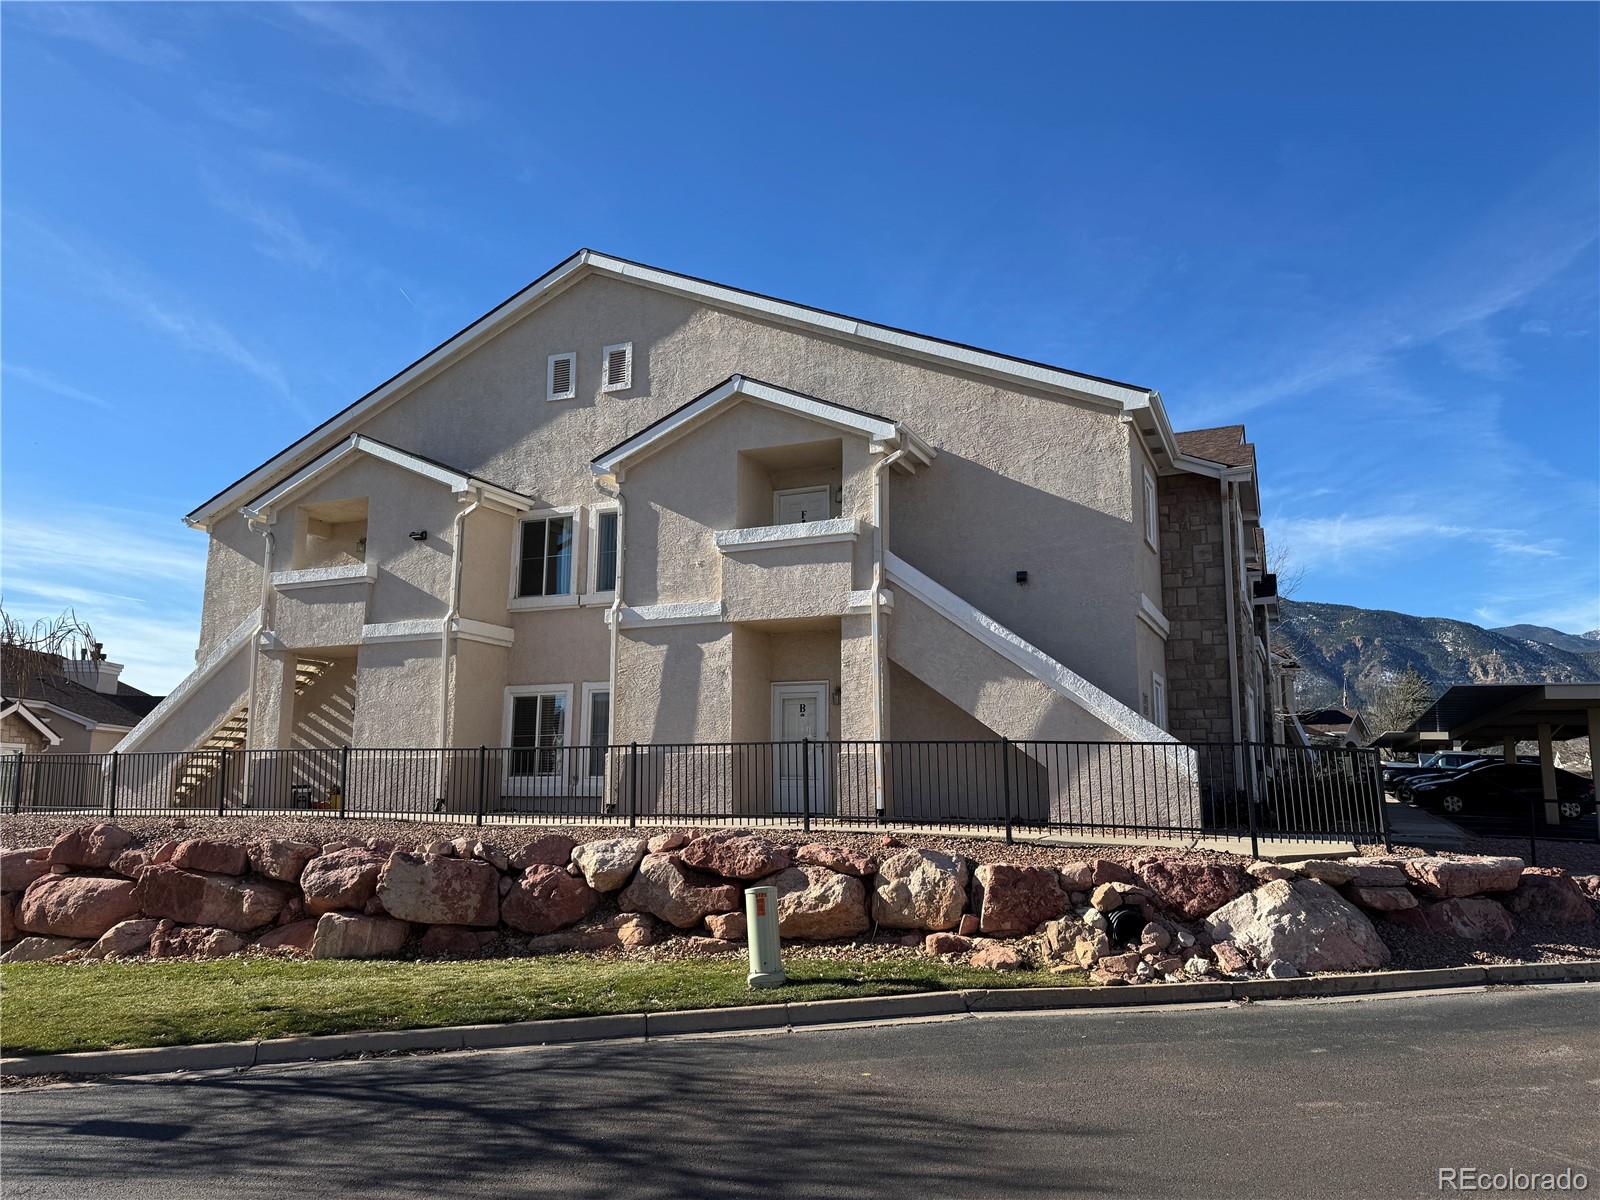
[110,849,151,878]
[618,853,742,928]
[248,838,320,883]
[1504,868,1595,925]
[1572,875,1600,903]
[1345,885,1417,912]
[49,824,134,869]
[647,831,690,854]
[501,865,601,934]
[148,920,247,959]
[969,941,1029,970]
[169,839,248,876]
[300,848,385,915]
[924,931,973,955]
[312,912,409,959]
[134,865,286,931]
[705,911,746,940]
[1134,857,1247,920]
[1060,859,1138,891]
[796,844,878,877]
[509,834,577,870]
[1400,855,1524,898]
[679,832,791,881]
[377,853,499,927]
[974,864,1068,935]
[1390,896,1516,941]
[255,919,319,955]
[1205,878,1389,971]
[571,837,647,891]
[85,917,160,960]
[872,849,970,931]
[2,848,52,892]
[16,874,141,938]
[416,925,497,957]
[0,935,85,963]
[768,865,869,940]
[1211,941,1250,973]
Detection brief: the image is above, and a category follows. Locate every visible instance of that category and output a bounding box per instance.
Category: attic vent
[602,342,632,392]
[547,352,576,401]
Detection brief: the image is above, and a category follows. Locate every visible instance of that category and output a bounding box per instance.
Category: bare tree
[1267,538,1306,600]
[0,603,99,691]
[1367,666,1433,735]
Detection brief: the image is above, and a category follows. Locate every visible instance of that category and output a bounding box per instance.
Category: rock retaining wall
[0,825,1594,982]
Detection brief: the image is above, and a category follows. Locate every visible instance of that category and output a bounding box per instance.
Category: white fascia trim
[454,618,515,648]
[11,699,132,734]
[714,518,862,554]
[1137,593,1171,639]
[591,376,927,478]
[188,249,1149,528]
[606,600,725,629]
[272,562,377,590]
[0,702,64,745]
[884,553,1178,746]
[118,608,262,753]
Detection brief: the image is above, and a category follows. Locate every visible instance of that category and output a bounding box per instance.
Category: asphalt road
[5,985,1597,1200]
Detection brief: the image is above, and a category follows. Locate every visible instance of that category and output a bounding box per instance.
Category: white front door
[773,487,831,525]
[771,681,829,813]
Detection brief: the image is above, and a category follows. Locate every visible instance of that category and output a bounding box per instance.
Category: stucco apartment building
[118,250,1281,818]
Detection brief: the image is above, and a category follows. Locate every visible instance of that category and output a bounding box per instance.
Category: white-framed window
[589,505,619,594]
[503,685,572,790]
[601,342,632,392]
[1151,672,1168,731]
[1143,466,1159,551]
[547,352,576,401]
[516,512,575,599]
[580,681,611,781]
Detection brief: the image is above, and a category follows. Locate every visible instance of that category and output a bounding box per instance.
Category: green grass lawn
[0,956,1084,1056]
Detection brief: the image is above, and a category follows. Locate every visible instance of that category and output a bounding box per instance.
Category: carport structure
[1375,683,1600,825]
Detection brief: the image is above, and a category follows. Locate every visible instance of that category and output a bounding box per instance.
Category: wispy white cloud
[3,510,206,585]
[201,171,328,270]
[1519,318,1553,336]
[1,362,112,411]
[1273,511,1562,572]
[12,4,183,68]
[283,4,477,124]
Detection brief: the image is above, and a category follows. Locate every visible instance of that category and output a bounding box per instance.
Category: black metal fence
[0,739,1388,853]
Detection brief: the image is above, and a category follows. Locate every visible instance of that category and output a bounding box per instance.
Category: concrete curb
[6,961,1598,1079]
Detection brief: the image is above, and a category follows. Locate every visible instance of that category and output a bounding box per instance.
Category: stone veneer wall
[1158,473,1235,745]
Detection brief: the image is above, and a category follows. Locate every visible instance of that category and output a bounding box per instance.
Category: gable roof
[1175,424,1257,469]
[590,375,934,478]
[2,669,165,731]
[242,434,535,518]
[185,249,1162,529]
[0,700,64,745]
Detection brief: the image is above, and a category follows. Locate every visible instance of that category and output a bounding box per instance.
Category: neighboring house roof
[0,700,63,746]
[1,669,165,731]
[1298,706,1358,729]
[185,249,1166,530]
[244,433,536,516]
[590,375,934,478]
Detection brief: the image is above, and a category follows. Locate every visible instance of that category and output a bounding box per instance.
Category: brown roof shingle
[1175,424,1257,469]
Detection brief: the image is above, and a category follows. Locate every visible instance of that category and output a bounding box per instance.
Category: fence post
[1001,738,1014,845]
[1372,751,1391,853]
[107,752,120,818]
[216,749,229,816]
[801,737,812,834]
[338,745,350,818]
[1528,795,1539,869]
[474,746,487,826]
[1246,749,1260,860]
[628,742,639,829]
[10,750,23,814]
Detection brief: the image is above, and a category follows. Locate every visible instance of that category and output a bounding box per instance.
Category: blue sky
[2,2,1596,692]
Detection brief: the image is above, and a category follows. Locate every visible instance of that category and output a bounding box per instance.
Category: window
[601,342,632,392]
[1143,467,1159,551]
[518,515,574,597]
[582,683,611,780]
[509,690,567,777]
[547,352,576,401]
[592,509,618,593]
[1151,672,1168,731]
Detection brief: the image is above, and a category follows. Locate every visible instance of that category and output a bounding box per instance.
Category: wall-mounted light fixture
[409,530,428,542]
[832,686,843,705]
[1015,570,1029,585]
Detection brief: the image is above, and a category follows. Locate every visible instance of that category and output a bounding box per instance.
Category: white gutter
[1218,479,1241,744]
[439,491,483,754]
[244,513,276,750]
[598,476,626,811]
[869,448,911,815]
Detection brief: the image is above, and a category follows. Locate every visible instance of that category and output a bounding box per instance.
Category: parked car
[1410,762,1596,821]
[1394,755,1541,801]
[1381,752,1487,791]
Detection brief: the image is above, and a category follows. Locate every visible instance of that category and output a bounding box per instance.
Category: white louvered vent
[547,352,575,401]
[602,342,632,392]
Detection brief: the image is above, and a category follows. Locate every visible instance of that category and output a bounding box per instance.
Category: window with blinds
[547,352,576,401]
[593,510,618,592]
[518,515,573,597]
[585,688,610,779]
[601,342,631,392]
[510,692,566,776]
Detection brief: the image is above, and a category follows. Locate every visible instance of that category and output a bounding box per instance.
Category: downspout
[1218,478,1242,744]
[869,447,911,816]
[597,475,626,811]
[243,510,275,809]
[439,491,484,754]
